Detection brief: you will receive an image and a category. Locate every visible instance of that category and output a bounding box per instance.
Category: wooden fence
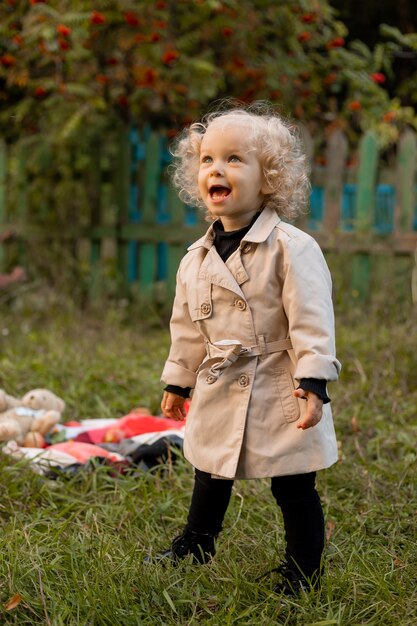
[0,125,417,302]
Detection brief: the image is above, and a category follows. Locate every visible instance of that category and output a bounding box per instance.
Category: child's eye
[201,155,212,164]
[228,155,241,163]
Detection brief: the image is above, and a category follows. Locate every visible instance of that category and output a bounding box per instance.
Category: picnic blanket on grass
[1,409,186,476]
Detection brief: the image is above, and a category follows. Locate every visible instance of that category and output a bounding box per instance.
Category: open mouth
[209,185,231,202]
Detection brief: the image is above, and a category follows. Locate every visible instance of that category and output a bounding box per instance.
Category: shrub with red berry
[0,0,413,145]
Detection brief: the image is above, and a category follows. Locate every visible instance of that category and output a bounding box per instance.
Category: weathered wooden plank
[167,245,184,294]
[88,140,103,300]
[375,184,395,234]
[412,246,417,304]
[296,123,314,230]
[351,253,371,300]
[142,132,160,224]
[0,139,6,221]
[138,132,161,296]
[371,253,395,298]
[101,132,119,270]
[15,142,28,222]
[323,129,348,233]
[59,226,417,255]
[89,239,101,301]
[0,139,6,271]
[15,141,28,266]
[15,223,204,244]
[168,184,185,227]
[352,131,379,298]
[126,127,142,283]
[120,224,205,243]
[115,129,131,294]
[356,131,378,232]
[139,243,156,297]
[115,128,131,223]
[313,231,417,255]
[396,129,417,232]
[166,184,186,292]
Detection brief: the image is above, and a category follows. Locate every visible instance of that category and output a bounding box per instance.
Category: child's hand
[293,389,323,430]
[161,391,187,421]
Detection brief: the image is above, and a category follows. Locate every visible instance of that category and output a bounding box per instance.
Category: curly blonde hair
[170,101,311,221]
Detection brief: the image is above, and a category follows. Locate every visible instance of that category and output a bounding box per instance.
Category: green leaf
[379,24,413,47]
[58,105,90,141]
[188,59,217,75]
[162,589,177,614]
[63,83,95,98]
[349,41,372,61]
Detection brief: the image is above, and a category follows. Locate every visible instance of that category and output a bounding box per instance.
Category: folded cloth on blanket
[56,419,118,440]
[128,435,184,470]
[47,441,127,464]
[2,440,81,475]
[2,440,127,469]
[100,431,184,470]
[69,412,185,445]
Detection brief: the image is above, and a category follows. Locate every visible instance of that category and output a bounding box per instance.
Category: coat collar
[187,207,281,252]
[241,206,281,243]
[186,207,281,297]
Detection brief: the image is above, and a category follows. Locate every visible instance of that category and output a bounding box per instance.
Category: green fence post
[396,129,417,232]
[88,140,103,300]
[15,142,28,270]
[115,128,131,296]
[396,130,417,304]
[16,143,28,222]
[296,123,314,231]
[139,132,159,299]
[323,129,348,235]
[351,131,378,300]
[167,186,186,295]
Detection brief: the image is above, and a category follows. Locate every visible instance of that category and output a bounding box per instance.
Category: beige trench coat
[161,207,341,479]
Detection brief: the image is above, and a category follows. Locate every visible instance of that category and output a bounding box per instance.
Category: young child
[149,102,341,596]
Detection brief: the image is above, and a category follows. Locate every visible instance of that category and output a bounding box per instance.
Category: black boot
[144,526,217,565]
[271,562,321,596]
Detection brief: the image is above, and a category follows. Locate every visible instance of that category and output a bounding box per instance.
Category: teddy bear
[0,388,65,447]
[0,389,21,412]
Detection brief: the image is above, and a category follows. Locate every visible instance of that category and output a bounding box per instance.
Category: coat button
[200,302,211,315]
[238,374,249,388]
[234,299,247,311]
[242,243,252,254]
[206,374,217,384]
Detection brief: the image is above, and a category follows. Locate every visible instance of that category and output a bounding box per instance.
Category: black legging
[187,469,324,578]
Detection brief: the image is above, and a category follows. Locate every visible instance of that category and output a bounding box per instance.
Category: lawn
[0,297,416,625]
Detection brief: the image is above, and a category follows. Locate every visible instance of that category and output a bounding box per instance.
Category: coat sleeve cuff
[293,354,341,382]
[161,361,197,388]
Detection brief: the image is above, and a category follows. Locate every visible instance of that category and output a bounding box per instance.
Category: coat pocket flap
[274,368,300,423]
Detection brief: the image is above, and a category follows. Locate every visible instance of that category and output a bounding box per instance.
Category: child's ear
[261,178,273,194]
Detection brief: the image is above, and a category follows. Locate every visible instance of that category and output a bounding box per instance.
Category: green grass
[0,302,416,625]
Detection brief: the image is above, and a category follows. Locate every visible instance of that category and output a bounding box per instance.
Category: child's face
[198,121,265,230]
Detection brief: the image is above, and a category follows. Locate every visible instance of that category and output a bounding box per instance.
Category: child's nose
[209,160,224,176]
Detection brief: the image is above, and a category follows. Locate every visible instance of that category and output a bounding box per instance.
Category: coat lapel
[187,207,281,297]
[199,247,245,298]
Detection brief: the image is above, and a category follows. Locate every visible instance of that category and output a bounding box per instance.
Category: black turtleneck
[212,212,260,262]
[165,214,330,404]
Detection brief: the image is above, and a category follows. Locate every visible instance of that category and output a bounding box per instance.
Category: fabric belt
[199,337,293,380]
